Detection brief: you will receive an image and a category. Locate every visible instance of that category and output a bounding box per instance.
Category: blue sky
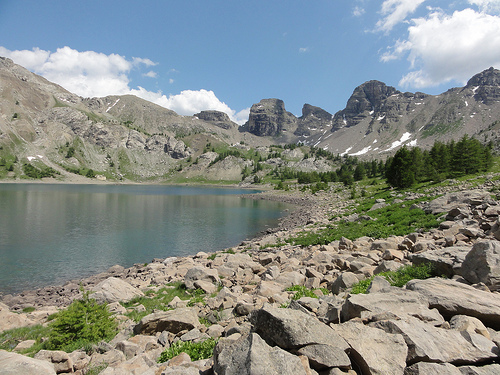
[1,0,500,124]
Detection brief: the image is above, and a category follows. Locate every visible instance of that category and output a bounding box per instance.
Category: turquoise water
[0,184,290,294]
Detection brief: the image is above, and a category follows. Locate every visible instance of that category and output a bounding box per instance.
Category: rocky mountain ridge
[2,56,500,183]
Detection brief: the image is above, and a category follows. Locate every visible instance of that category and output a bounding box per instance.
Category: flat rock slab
[296,343,351,371]
[458,364,500,374]
[0,350,56,375]
[406,278,500,329]
[134,308,199,335]
[331,321,407,375]
[251,306,349,351]
[461,240,500,291]
[213,333,308,375]
[341,287,444,325]
[373,317,499,365]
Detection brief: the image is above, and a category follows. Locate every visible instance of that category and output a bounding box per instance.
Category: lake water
[0,183,291,295]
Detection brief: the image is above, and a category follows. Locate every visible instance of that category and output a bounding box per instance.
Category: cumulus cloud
[376,0,426,32]
[0,46,247,124]
[382,8,500,88]
[143,71,157,78]
[469,0,500,13]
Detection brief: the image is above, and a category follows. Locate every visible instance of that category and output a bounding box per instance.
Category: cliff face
[241,99,298,137]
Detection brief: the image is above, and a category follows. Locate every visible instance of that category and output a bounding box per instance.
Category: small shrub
[45,290,118,352]
[286,285,318,300]
[158,338,217,362]
[22,306,35,313]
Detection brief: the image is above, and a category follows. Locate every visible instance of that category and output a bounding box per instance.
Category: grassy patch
[0,325,51,355]
[158,338,218,362]
[351,263,436,294]
[120,282,208,322]
[287,196,441,247]
[286,285,326,300]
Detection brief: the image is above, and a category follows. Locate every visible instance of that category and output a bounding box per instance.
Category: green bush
[286,285,319,300]
[45,290,118,352]
[158,338,217,362]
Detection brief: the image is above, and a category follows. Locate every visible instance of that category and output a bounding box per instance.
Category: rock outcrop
[241,98,297,137]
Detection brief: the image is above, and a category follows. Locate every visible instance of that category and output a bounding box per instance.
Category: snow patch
[408,139,418,147]
[350,146,372,156]
[340,147,352,156]
[472,86,479,94]
[373,139,378,144]
[465,101,468,107]
[106,98,120,113]
[383,132,412,152]
[377,115,385,121]
[27,156,36,161]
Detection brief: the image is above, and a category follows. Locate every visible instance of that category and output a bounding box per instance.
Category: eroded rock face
[164,136,192,159]
[195,110,237,130]
[242,99,297,136]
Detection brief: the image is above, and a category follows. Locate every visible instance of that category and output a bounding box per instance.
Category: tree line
[385,135,493,188]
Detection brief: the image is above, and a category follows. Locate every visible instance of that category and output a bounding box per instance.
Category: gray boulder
[34,350,73,374]
[410,246,471,278]
[296,343,351,371]
[406,278,500,329]
[0,350,56,375]
[213,333,308,375]
[250,306,349,350]
[461,240,500,291]
[341,288,444,325]
[331,272,359,295]
[374,317,499,365]
[91,277,144,304]
[133,308,199,335]
[330,321,407,375]
[184,266,220,290]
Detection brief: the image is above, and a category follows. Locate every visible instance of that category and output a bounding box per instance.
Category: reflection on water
[0,184,289,294]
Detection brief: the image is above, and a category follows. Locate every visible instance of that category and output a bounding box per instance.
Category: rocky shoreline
[2,186,500,374]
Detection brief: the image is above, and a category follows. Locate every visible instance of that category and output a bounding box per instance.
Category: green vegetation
[44,290,118,352]
[22,163,59,179]
[385,136,493,188]
[120,282,210,322]
[0,325,51,355]
[286,285,327,300]
[158,338,218,362]
[287,195,440,247]
[350,263,436,294]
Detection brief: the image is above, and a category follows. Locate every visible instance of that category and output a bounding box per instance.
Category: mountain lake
[0,183,292,295]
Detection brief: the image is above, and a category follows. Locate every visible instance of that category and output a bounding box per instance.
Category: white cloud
[376,0,427,32]
[353,6,365,17]
[0,46,247,124]
[384,8,500,88]
[143,71,157,78]
[169,78,175,84]
[469,0,500,13]
[299,47,309,53]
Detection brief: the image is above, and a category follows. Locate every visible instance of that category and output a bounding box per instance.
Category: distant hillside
[1,56,499,183]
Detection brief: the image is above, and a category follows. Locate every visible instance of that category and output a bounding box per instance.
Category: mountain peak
[466,67,500,87]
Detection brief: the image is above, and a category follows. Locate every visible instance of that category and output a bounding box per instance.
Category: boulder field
[1,189,500,374]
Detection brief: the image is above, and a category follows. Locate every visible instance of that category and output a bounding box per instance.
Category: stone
[410,246,470,278]
[213,333,308,375]
[296,344,351,370]
[450,315,491,339]
[184,266,220,290]
[115,340,141,359]
[330,321,407,375]
[250,306,349,350]
[458,364,500,374]
[13,339,36,352]
[90,348,126,367]
[406,278,500,329]
[0,302,35,332]
[34,350,73,374]
[461,240,500,291]
[404,362,462,375]
[133,308,199,335]
[254,281,283,297]
[90,277,144,304]
[374,317,499,365]
[107,301,127,314]
[330,272,359,295]
[374,260,402,274]
[274,271,306,288]
[0,350,56,375]
[341,288,444,325]
[366,276,391,293]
